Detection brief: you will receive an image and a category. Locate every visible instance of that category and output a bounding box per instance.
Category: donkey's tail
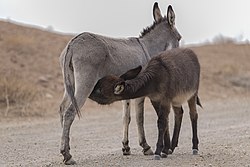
[63,44,81,118]
[196,96,203,108]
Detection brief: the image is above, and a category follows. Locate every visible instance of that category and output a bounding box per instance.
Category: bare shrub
[211,34,250,45]
[212,34,235,44]
[0,72,39,116]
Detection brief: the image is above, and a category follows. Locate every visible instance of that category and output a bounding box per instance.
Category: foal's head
[90,66,142,105]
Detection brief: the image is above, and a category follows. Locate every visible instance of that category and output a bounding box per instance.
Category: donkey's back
[60,32,149,76]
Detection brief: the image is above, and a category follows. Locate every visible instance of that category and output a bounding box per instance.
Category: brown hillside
[191,44,250,101]
[0,20,72,117]
[0,20,249,117]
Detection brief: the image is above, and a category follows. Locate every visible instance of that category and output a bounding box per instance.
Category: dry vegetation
[0,72,38,116]
[0,20,249,118]
[191,43,250,100]
[0,20,71,117]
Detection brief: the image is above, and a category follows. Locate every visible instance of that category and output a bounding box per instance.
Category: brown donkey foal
[90,48,202,159]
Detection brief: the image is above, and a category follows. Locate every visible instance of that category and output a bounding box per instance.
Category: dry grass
[2,34,36,55]
[191,43,250,100]
[0,72,39,117]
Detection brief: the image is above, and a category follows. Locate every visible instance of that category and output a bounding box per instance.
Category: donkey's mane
[139,17,167,38]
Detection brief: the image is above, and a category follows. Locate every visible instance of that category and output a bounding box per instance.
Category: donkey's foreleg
[121,100,131,155]
[168,106,184,154]
[188,96,199,155]
[135,97,153,155]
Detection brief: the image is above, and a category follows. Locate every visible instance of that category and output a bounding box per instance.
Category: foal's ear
[153,2,162,22]
[167,5,175,27]
[114,82,125,95]
[120,66,142,80]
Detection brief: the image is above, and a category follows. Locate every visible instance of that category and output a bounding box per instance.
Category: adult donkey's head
[140,2,181,57]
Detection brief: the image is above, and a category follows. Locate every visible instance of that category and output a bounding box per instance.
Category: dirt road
[1,98,250,167]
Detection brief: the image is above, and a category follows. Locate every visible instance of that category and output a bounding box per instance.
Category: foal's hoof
[168,149,173,154]
[122,147,131,155]
[192,149,199,155]
[143,147,154,155]
[64,157,76,165]
[154,154,161,160]
[123,150,131,155]
[161,152,168,158]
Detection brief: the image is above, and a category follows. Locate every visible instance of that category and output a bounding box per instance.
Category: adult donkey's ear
[153,2,162,22]
[167,5,175,27]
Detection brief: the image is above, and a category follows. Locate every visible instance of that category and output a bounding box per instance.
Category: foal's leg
[135,97,153,155]
[161,114,170,158]
[151,101,170,160]
[168,106,184,154]
[188,96,199,155]
[121,100,131,155]
[60,67,97,165]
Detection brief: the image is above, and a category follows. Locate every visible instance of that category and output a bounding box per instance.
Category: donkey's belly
[172,91,195,107]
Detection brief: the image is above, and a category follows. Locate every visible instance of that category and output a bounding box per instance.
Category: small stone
[45,93,53,98]
[207,153,212,157]
[38,76,49,83]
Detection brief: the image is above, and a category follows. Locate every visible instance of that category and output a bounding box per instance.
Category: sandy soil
[1,98,250,167]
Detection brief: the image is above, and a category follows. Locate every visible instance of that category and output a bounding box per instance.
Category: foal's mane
[139,17,167,38]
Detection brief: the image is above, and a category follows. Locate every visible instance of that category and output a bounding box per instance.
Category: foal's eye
[96,88,101,94]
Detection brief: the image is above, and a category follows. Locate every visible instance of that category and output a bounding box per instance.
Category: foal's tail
[63,44,81,118]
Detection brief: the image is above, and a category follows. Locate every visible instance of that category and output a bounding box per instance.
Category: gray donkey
[59,2,181,164]
[91,48,202,160]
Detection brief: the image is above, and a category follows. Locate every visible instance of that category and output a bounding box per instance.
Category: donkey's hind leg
[60,69,98,165]
[135,97,153,155]
[122,100,131,155]
[188,95,199,155]
[168,106,184,154]
[59,91,71,128]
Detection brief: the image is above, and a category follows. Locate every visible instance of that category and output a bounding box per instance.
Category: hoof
[161,152,168,158]
[168,149,173,154]
[64,157,76,165]
[122,147,131,155]
[154,154,161,160]
[192,149,199,155]
[143,148,154,155]
[123,150,131,155]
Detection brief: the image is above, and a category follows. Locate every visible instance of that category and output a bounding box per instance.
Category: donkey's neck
[140,30,168,58]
